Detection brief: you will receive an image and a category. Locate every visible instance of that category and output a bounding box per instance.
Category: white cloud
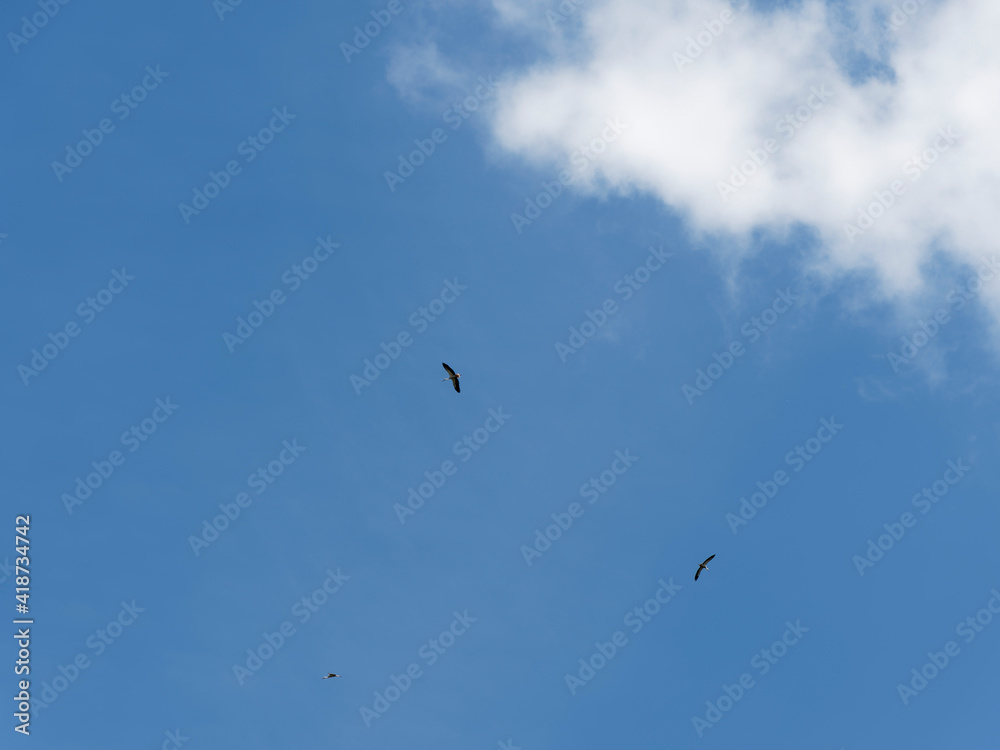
[477,0,1000,325]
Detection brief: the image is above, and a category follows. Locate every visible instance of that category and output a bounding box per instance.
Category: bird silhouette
[441,362,461,393]
[322,673,340,679]
[694,554,716,581]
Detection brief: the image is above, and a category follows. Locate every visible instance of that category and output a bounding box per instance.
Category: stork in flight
[441,362,461,393]
[694,554,715,581]
[322,673,340,679]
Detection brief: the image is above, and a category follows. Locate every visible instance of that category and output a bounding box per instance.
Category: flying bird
[322,673,340,679]
[441,362,461,393]
[694,554,716,581]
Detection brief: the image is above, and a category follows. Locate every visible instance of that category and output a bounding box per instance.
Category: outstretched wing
[442,362,456,377]
[694,567,702,581]
[452,378,460,393]
[701,554,716,566]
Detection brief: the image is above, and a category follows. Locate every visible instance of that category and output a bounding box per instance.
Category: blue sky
[3,0,1000,748]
